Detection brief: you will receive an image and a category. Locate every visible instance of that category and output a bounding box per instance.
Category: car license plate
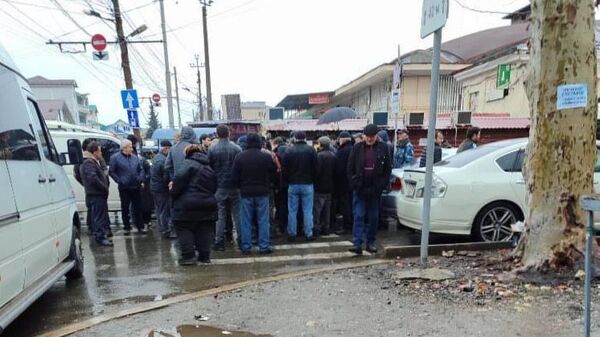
[405,183,416,198]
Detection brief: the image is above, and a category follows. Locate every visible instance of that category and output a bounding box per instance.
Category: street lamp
[83,9,115,22]
[127,24,148,38]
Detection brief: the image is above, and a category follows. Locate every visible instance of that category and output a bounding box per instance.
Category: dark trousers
[275,187,288,233]
[313,193,332,235]
[119,188,143,231]
[352,192,380,248]
[338,189,353,230]
[153,192,172,234]
[175,220,214,261]
[88,195,110,242]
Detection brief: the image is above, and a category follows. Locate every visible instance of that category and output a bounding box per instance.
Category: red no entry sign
[91,34,107,52]
[152,93,161,103]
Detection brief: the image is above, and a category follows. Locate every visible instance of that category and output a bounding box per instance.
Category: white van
[49,127,123,218]
[0,44,84,333]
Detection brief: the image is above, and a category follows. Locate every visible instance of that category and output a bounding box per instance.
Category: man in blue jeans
[232,133,277,255]
[282,131,318,242]
[347,124,392,255]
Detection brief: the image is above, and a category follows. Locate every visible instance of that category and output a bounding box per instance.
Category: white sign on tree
[421,0,449,38]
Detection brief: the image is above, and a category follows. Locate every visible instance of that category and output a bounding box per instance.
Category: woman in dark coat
[171,144,218,265]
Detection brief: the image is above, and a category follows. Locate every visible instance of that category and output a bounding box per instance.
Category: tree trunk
[520,0,598,270]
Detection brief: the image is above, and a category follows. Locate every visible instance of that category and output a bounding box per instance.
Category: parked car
[397,138,600,242]
[0,43,84,333]
[50,128,122,215]
[382,148,457,223]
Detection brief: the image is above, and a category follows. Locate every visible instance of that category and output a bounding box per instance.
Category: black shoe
[321,230,330,236]
[348,247,363,255]
[287,236,297,243]
[366,245,378,254]
[123,230,131,236]
[97,239,114,247]
[178,258,196,266]
[198,257,211,264]
[306,236,316,242]
[241,250,252,256]
[212,243,225,252]
[168,232,177,239]
[138,228,148,234]
[259,248,274,255]
[107,231,113,238]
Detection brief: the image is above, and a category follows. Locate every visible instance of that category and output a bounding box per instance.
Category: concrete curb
[35,259,390,337]
[383,241,512,259]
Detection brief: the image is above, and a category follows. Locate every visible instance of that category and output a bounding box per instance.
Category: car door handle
[49,175,56,183]
[516,180,526,185]
[38,175,47,183]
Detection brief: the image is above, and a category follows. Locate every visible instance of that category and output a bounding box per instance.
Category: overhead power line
[452,0,513,15]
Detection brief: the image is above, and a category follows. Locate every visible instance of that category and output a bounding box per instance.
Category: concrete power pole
[159,0,174,128]
[190,54,204,121]
[112,0,132,89]
[173,67,182,128]
[200,0,214,120]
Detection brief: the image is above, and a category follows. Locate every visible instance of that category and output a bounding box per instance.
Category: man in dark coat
[151,140,173,238]
[109,139,146,235]
[80,141,112,246]
[334,131,354,234]
[232,133,277,255]
[282,131,318,241]
[165,126,197,182]
[208,125,242,251]
[347,124,392,255]
[271,137,288,234]
[171,144,218,265]
[313,136,336,236]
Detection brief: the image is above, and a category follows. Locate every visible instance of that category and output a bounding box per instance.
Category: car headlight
[415,175,447,198]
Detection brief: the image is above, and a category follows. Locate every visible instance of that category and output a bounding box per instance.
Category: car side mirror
[58,153,68,165]
[67,139,83,165]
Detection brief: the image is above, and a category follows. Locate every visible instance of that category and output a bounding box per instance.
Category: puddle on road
[148,325,272,337]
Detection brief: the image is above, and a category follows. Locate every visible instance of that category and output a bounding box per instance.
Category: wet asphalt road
[4,218,465,337]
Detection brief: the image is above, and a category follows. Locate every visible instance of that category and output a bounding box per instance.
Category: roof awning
[275,92,335,111]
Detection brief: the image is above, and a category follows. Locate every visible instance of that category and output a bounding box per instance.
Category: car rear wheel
[472,202,520,242]
[65,225,84,280]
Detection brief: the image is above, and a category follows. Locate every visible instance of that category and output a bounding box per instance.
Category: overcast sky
[0,0,531,127]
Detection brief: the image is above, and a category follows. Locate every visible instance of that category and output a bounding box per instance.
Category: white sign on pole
[391,90,400,113]
[421,0,449,38]
[557,83,588,110]
[393,63,402,90]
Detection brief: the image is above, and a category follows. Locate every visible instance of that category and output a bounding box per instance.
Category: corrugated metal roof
[264,119,369,132]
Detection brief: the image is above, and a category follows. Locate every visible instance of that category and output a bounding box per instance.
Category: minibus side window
[28,99,59,164]
[0,102,41,161]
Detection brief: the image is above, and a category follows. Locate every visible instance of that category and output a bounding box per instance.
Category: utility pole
[200,0,214,120]
[112,0,132,89]
[190,54,204,121]
[173,67,182,128]
[159,0,174,129]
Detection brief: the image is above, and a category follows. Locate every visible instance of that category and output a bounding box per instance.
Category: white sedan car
[397,138,600,242]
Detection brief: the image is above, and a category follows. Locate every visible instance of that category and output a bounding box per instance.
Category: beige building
[241,101,267,120]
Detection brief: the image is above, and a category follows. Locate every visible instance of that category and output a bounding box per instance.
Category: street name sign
[93,51,109,61]
[421,0,449,38]
[120,89,139,109]
[496,64,511,89]
[91,34,107,51]
[557,83,588,110]
[127,109,140,128]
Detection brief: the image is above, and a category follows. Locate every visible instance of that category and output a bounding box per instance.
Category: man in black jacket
[80,141,112,246]
[271,137,288,234]
[232,133,277,255]
[334,131,353,234]
[313,136,336,236]
[282,131,318,241]
[347,124,392,255]
[151,140,173,238]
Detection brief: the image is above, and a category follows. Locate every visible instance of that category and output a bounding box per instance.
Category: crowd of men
[77,123,482,265]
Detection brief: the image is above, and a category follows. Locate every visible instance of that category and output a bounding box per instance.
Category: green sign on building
[496,64,511,89]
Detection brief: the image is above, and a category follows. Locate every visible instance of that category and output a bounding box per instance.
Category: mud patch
[148,325,272,337]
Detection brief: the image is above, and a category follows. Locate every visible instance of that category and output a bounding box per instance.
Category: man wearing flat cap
[346,124,392,255]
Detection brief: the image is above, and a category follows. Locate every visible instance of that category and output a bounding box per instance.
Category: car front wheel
[65,225,84,280]
[472,202,520,242]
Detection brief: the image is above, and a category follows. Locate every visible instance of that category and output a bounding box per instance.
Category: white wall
[32,86,79,124]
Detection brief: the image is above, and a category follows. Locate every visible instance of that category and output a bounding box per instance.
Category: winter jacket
[75,151,107,186]
[208,138,242,189]
[165,126,196,181]
[171,151,217,222]
[109,151,145,190]
[282,141,318,185]
[315,148,336,194]
[335,141,353,193]
[150,151,170,193]
[232,146,277,198]
[419,145,442,167]
[393,140,414,168]
[347,141,392,197]
[80,152,109,198]
[457,139,477,153]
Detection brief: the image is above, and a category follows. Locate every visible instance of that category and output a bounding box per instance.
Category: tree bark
[520,0,598,270]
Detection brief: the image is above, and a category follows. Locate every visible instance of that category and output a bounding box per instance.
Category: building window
[469,92,479,112]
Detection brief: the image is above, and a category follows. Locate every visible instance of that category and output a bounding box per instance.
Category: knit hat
[363,124,379,137]
[246,133,262,148]
[338,131,351,139]
[318,136,331,147]
[294,131,307,140]
[160,140,172,147]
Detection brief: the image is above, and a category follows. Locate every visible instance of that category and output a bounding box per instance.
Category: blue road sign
[127,109,139,128]
[121,89,139,109]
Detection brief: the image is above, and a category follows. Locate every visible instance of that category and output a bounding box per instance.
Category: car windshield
[435,143,512,168]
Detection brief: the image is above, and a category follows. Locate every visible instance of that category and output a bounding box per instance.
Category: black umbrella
[317,107,357,125]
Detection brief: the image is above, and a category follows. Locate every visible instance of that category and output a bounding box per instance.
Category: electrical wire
[49,0,93,34]
[452,0,513,15]
[0,0,88,15]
